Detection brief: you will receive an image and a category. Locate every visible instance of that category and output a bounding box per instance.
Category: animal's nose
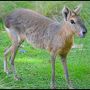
[83,28,87,35]
[83,31,87,35]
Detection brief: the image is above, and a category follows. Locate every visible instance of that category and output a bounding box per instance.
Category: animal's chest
[60,39,73,55]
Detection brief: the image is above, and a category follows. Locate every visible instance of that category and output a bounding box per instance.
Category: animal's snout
[78,28,87,38]
[83,31,86,34]
[82,25,87,35]
[82,29,87,35]
[78,23,87,38]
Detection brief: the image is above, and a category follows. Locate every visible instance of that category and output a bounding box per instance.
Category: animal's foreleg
[10,41,23,80]
[50,53,56,89]
[61,55,74,89]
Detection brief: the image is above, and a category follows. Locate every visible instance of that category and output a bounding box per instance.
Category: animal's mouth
[77,31,86,38]
[77,29,87,38]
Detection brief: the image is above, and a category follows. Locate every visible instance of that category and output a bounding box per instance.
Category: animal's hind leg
[10,41,23,80]
[4,46,13,75]
[4,27,24,79]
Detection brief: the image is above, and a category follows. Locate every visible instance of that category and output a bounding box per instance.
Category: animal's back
[4,8,54,33]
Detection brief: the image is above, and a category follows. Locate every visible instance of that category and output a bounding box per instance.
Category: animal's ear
[74,4,82,15]
[62,6,71,21]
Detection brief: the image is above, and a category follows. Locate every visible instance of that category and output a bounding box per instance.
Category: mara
[3,4,87,89]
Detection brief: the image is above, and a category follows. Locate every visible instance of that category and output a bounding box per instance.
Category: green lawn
[0,1,90,89]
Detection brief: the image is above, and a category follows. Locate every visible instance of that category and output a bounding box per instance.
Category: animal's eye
[70,20,75,24]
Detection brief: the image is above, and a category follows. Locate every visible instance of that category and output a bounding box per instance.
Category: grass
[0,1,90,89]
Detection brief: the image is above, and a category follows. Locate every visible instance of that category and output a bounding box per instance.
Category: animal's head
[62,4,87,38]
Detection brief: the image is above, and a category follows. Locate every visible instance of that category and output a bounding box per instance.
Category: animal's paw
[14,75,22,81]
[4,69,11,77]
[68,85,74,89]
[68,82,74,89]
[50,84,56,89]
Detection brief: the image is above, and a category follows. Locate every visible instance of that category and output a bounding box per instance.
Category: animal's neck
[60,21,75,40]
[55,21,74,56]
